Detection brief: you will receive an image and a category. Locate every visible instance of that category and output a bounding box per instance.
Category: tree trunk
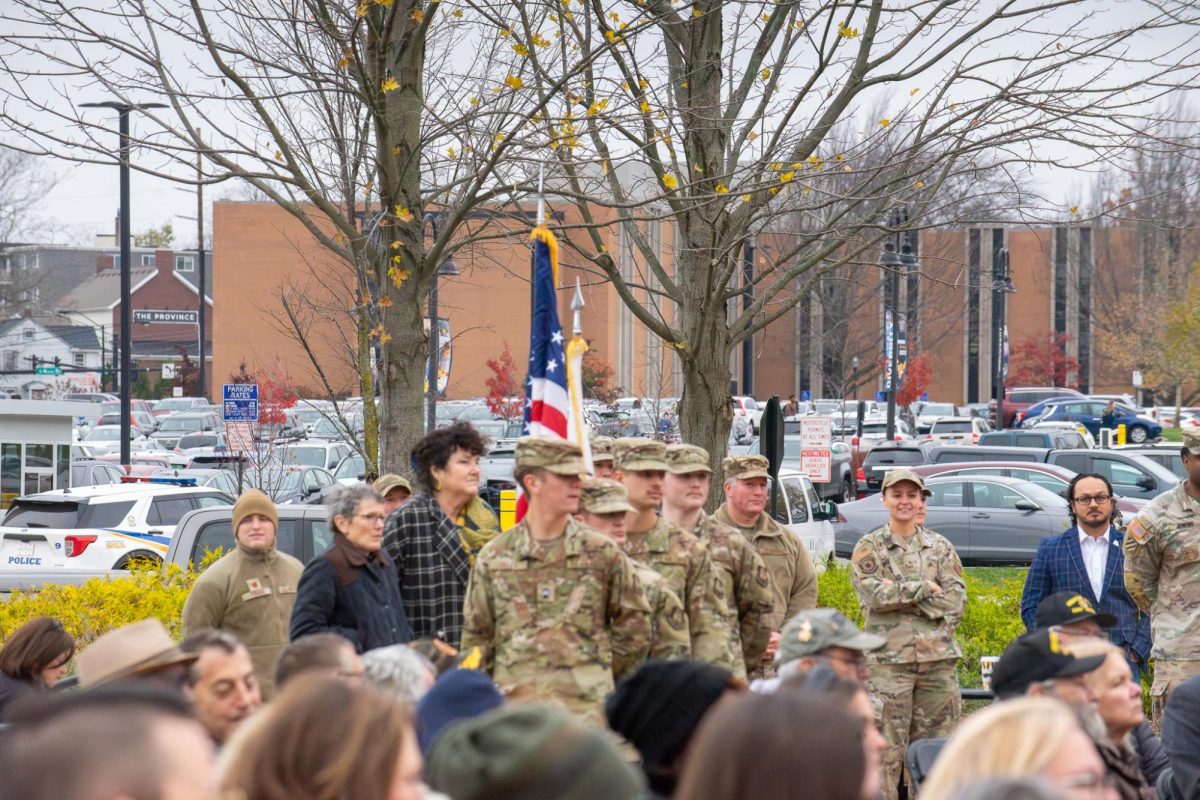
[380,292,427,479]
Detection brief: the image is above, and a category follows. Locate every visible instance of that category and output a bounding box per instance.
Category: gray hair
[326,483,383,534]
[361,645,436,702]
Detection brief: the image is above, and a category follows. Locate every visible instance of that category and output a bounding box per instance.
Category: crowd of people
[1,421,1200,800]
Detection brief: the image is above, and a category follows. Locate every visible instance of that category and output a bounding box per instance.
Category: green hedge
[818,563,1025,687]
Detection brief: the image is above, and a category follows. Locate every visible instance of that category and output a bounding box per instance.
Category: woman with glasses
[0,616,74,721]
[291,484,412,652]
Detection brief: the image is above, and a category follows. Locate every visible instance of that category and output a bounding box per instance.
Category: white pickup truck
[768,468,838,562]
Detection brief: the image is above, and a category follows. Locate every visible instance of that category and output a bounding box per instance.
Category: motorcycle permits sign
[799,417,832,483]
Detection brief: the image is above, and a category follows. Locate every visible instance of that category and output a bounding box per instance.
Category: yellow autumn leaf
[355,3,368,17]
[759,67,771,81]
[638,78,649,90]
[741,194,752,202]
[391,240,402,250]
[694,166,704,173]
[601,160,609,175]
[681,82,689,89]
[914,180,925,189]
[1070,205,1080,215]
[452,7,462,16]
[640,99,651,113]
[910,87,920,96]
[837,21,858,39]
[747,130,757,141]
[691,8,701,16]
[779,170,795,183]
[376,0,392,5]
[381,75,399,92]
[835,153,844,161]
[364,180,374,193]
[338,53,351,69]
[388,266,410,285]
[391,145,401,155]
[447,146,457,159]
[761,13,769,22]
[879,118,890,127]
[410,8,424,23]
[395,206,415,222]
[469,96,478,106]
[378,295,393,308]
[715,183,729,194]
[274,150,283,161]
[793,20,804,31]
[769,186,779,195]
[512,42,529,57]
[504,75,524,90]
[661,173,678,190]
[587,98,608,116]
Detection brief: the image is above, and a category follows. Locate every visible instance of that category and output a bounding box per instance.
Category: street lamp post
[423,213,460,433]
[80,100,166,464]
[882,239,902,441]
[991,248,1016,428]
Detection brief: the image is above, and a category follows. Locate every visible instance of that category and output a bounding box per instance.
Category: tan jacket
[182,541,303,698]
[712,504,818,629]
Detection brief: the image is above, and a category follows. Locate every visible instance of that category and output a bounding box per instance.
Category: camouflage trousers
[868,659,961,800]
[1149,659,1200,733]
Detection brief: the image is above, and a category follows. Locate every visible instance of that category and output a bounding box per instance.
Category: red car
[907,462,1145,520]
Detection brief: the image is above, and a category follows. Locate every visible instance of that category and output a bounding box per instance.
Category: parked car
[1113,445,1186,480]
[150,396,209,417]
[149,468,240,499]
[278,441,355,472]
[926,417,992,445]
[96,411,158,435]
[766,469,839,560]
[149,412,220,450]
[834,475,1073,565]
[911,402,960,434]
[930,445,1051,465]
[0,480,230,573]
[165,504,332,570]
[240,464,336,504]
[1045,449,1177,501]
[854,419,915,449]
[732,396,763,432]
[997,387,1085,428]
[252,410,307,443]
[333,453,367,486]
[855,442,939,496]
[1026,420,1096,448]
[1023,400,1162,443]
[907,462,1145,520]
[744,437,856,502]
[70,460,125,488]
[80,425,153,456]
[978,429,1088,450]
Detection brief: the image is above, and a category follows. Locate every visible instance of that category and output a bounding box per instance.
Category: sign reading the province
[133,309,199,325]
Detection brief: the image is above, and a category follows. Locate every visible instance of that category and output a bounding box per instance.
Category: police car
[0,477,232,574]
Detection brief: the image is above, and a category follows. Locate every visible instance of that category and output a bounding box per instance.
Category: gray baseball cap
[775,608,885,666]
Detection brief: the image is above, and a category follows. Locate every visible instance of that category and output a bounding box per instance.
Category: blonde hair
[1064,636,1136,745]
[919,697,1086,800]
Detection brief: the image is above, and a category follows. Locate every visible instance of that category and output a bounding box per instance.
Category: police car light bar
[118,476,199,487]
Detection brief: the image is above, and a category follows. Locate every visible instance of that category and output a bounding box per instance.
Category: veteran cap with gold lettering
[515,437,584,475]
[613,438,669,472]
[591,436,616,463]
[775,608,885,666]
[665,444,712,475]
[722,454,770,481]
[580,478,636,515]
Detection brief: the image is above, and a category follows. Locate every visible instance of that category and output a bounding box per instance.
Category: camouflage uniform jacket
[460,517,652,721]
[1124,482,1200,660]
[712,504,819,630]
[635,563,691,661]
[624,516,731,669]
[851,524,965,665]
[693,515,774,677]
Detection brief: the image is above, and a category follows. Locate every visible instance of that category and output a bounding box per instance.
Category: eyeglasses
[821,652,870,675]
[354,513,387,525]
[1072,494,1112,505]
[1059,772,1117,792]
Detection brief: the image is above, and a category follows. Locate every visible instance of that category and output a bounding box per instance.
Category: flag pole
[567,277,593,475]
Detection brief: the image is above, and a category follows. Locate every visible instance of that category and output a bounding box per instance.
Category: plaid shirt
[382,494,473,648]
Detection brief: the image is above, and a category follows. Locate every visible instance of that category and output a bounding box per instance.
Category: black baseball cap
[1035,591,1117,630]
[991,628,1107,699]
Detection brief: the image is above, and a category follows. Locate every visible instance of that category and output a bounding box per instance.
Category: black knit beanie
[605,660,734,771]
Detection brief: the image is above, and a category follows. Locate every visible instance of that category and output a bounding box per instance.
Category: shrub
[0,561,199,662]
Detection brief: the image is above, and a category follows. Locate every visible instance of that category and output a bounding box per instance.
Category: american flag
[516,226,569,521]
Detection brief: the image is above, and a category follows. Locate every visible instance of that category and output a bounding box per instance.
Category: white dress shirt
[1078,527,1112,601]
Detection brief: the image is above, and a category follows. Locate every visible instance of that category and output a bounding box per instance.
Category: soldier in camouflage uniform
[612,438,731,668]
[579,477,690,662]
[591,436,616,479]
[1123,428,1200,728]
[661,443,774,678]
[712,455,818,662]
[850,468,965,800]
[460,438,651,725]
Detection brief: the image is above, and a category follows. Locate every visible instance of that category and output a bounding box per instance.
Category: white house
[0,317,103,399]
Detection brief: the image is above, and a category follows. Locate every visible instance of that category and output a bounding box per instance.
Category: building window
[3,351,15,371]
[112,254,120,269]
[22,329,33,341]
[175,255,195,272]
[73,352,85,367]
[141,254,155,266]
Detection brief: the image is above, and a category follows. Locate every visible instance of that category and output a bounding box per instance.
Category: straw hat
[77,619,199,688]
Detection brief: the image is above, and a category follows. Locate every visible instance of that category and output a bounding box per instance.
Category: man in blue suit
[1020,473,1151,677]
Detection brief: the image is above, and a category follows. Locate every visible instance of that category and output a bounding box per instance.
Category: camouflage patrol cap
[880,467,932,497]
[580,478,636,514]
[775,608,885,666]
[613,438,669,472]
[1184,429,1200,455]
[665,444,712,475]
[591,436,616,463]
[722,454,770,481]
[514,437,584,475]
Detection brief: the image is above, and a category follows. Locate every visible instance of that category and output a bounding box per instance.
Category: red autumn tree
[1007,332,1081,387]
[227,362,298,425]
[896,353,933,406]
[484,343,523,420]
[582,350,619,405]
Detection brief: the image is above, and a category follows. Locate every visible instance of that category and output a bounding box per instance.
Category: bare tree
[508,0,1200,476]
[0,145,57,242]
[0,0,599,470]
